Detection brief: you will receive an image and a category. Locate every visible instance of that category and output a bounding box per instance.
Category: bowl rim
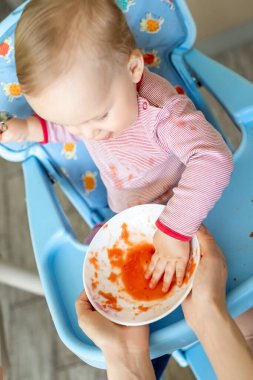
[83,204,200,326]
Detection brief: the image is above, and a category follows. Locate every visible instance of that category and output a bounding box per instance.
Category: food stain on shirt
[109,164,123,189]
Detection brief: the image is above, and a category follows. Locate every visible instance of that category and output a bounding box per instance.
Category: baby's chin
[111,122,136,139]
[110,131,124,139]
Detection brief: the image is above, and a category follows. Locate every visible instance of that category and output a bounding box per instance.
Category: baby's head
[15,0,144,140]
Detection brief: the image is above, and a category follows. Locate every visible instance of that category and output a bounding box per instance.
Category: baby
[1,0,233,292]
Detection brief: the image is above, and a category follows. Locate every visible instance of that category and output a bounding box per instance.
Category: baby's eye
[98,112,109,121]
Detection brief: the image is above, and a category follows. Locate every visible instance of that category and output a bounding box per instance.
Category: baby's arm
[155,95,233,237]
[0,116,44,143]
[0,115,81,144]
[146,95,233,290]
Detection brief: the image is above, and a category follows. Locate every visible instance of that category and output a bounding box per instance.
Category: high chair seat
[1,0,253,376]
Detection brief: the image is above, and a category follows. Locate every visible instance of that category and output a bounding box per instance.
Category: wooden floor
[1,1,253,379]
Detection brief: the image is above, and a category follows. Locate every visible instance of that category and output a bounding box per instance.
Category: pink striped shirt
[38,68,233,240]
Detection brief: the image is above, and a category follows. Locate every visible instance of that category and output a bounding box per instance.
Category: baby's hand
[145,229,190,292]
[0,117,29,143]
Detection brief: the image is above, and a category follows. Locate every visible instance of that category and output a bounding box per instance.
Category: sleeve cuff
[155,219,192,242]
[33,114,48,144]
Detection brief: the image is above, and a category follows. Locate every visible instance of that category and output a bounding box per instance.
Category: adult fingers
[197,225,226,264]
[75,290,94,326]
[196,225,219,253]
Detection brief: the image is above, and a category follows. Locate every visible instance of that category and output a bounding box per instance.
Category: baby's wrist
[26,116,45,142]
[20,118,31,141]
[156,220,192,242]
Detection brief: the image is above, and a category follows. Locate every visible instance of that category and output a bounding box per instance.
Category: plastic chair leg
[184,343,217,380]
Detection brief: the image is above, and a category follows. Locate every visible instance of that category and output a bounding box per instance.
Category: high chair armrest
[184,49,253,127]
[226,274,253,318]
[22,157,106,368]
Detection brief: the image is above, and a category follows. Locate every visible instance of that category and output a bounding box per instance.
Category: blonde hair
[15,0,136,95]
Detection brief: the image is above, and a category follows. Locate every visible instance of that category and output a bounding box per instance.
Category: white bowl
[83,204,200,326]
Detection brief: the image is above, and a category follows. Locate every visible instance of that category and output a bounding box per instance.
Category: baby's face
[27,59,141,141]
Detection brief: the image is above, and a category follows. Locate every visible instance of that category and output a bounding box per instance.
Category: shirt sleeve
[154,95,234,240]
[139,67,178,106]
[33,114,82,144]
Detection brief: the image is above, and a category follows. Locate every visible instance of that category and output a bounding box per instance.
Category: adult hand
[76,291,155,380]
[182,226,253,380]
[182,225,227,334]
[75,290,149,354]
[0,117,29,143]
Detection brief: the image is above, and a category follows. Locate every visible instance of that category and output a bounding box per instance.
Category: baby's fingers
[149,259,167,289]
[162,262,176,293]
[0,131,11,143]
[145,252,159,279]
[176,260,188,287]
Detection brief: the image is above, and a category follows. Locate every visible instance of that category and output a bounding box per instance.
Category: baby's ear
[127,49,144,84]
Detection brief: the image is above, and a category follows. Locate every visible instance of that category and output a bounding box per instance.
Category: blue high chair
[1,1,253,378]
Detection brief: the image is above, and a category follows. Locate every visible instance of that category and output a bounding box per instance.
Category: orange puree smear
[91,280,99,290]
[183,257,196,284]
[138,305,150,312]
[89,256,99,270]
[108,272,117,282]
[120,223,132,245]
[107,240,174,301]
[121,242,173,301]
[107,246,124,267]
[98,290,122,311]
